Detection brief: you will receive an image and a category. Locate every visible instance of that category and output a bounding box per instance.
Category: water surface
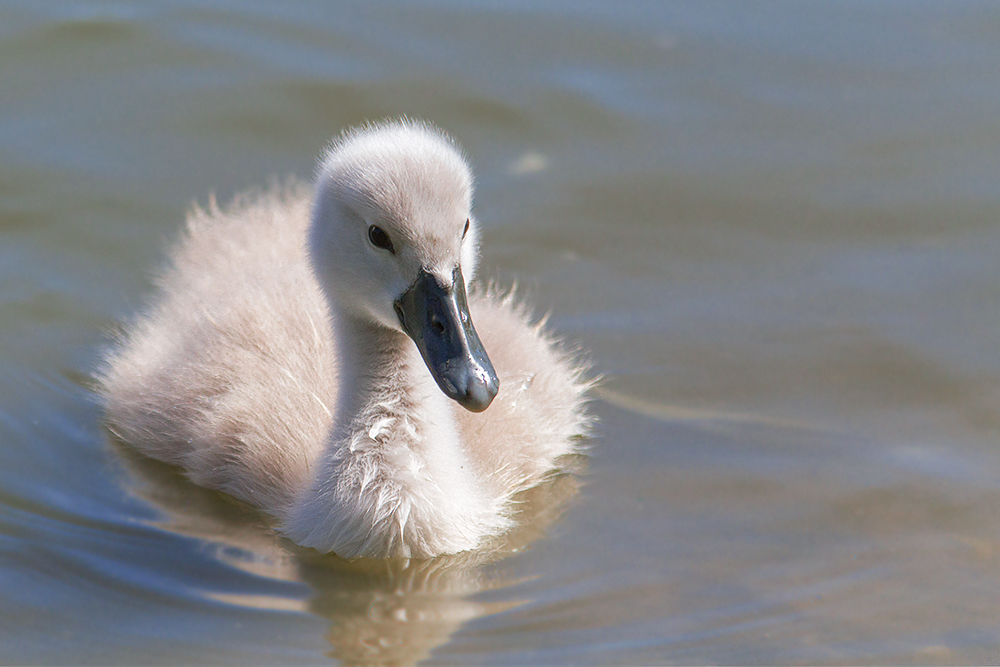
[2,1,1000,664]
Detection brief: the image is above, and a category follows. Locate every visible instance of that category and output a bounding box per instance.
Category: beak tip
[440,363,498,412]
[457,376,499,412]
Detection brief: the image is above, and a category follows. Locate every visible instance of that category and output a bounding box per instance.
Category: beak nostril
[431,318,446,334]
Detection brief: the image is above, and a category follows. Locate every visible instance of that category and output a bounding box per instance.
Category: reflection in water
[308,557,511,666]
[111,436,583,666]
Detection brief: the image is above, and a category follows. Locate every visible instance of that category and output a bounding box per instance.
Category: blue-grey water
[2,1,1000,664]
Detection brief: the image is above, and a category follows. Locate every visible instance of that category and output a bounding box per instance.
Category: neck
[329,312,411,437]
[284,301,508,557]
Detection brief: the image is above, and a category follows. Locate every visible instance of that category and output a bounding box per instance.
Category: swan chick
[99,120,591,559]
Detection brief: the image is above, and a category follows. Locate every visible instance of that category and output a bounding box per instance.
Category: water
[2,1,1000,663]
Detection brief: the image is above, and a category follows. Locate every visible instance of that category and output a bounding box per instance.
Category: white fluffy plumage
[99,120,592,559]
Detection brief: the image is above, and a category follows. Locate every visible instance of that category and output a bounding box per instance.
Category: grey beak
[393,266,499,412]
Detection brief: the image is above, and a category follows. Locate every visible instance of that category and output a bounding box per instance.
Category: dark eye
[462,219,470,239]
[368,225,394,253]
